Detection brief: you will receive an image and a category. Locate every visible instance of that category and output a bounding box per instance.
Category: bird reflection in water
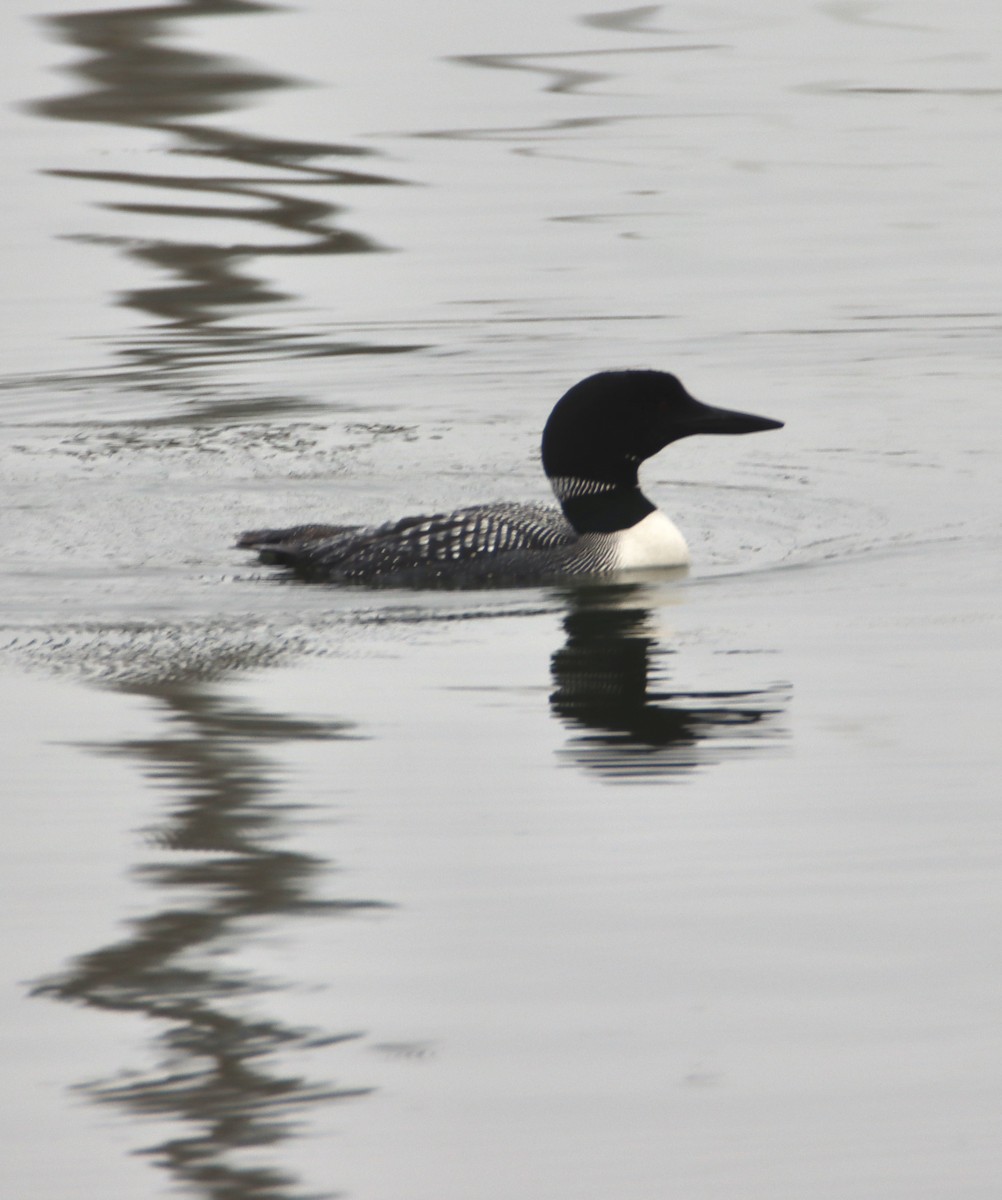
[32,679,381,1200]
[550,584,788,780]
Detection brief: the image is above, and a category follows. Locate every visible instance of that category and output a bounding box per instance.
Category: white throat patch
[612,510,690,569]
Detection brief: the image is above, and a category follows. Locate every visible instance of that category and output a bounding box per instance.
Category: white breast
[613,510,690,569]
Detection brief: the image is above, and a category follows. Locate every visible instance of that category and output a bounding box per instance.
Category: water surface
[1,2,999,1198]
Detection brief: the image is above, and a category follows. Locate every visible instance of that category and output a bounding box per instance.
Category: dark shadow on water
[32,676,383,1200]
[29,0,423,386]
[549,583,788,780]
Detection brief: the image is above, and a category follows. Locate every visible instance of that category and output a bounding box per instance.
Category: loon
[237,369,783,587]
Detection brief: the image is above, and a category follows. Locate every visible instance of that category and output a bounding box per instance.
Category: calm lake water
[1,2,1000,1198]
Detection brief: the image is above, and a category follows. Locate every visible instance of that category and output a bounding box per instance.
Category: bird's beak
[680,398,784,436]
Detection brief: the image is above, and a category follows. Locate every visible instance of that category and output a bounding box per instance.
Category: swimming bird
[237,369,783,586]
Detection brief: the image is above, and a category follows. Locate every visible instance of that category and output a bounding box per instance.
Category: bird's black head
[541,369,783,488]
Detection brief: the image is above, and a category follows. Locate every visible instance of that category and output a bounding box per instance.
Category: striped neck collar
[549,476,656,534]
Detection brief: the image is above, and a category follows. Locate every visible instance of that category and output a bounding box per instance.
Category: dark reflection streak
[30,0,417,378]
[841,86,1002,96]
[793,81,1002,97]
[412,114,648,142]
[549,584,788,781]
[817,1,936,32]
[33,680,382,1200]
[448,44,722,97]
[580,5,678,35]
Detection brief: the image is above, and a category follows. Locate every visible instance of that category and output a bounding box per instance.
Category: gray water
[1,2,1000,1198]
